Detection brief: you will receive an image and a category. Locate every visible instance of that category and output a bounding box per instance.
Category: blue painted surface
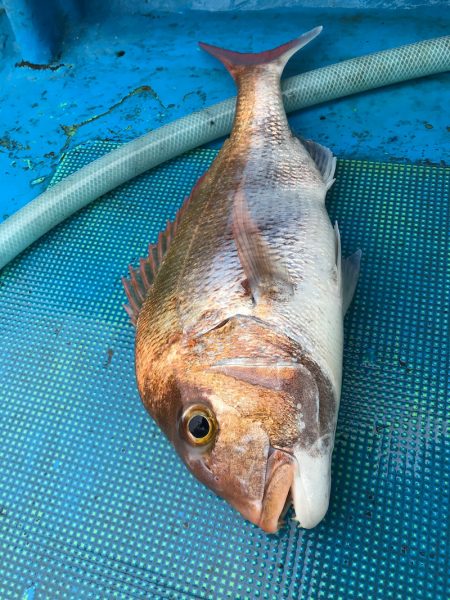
[3,0,80,64]
[86,0,450,12]
[0,6,449,223]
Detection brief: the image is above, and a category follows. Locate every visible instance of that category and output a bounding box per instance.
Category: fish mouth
[259,448,295,533]
[253,447,295,534]
[225,447,294,533]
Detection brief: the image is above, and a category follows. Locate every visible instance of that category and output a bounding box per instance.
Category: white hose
[0,35,449,270]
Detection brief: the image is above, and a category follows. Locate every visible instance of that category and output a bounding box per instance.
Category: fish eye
[182,405,217,446]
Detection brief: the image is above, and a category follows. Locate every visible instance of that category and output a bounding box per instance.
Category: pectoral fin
[232,190,293,303]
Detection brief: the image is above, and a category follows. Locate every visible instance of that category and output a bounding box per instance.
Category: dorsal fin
[122,174,205,325]
[122,210,183,326]
[232,189,293,303]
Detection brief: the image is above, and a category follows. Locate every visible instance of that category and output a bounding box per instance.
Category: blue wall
[3,0,449,63]
[0,4,448,222]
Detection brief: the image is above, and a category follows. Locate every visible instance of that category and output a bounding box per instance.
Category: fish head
[170,374,297,534]
[136,316,337,532]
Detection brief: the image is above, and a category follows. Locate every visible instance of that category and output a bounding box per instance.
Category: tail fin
[199,27,322,80]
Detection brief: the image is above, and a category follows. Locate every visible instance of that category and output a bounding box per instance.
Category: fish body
[123,27,360,532]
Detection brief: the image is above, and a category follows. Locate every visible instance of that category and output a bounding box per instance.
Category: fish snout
[291,448,332,529]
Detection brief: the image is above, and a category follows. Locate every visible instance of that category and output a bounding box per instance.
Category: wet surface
[0,6,448,222]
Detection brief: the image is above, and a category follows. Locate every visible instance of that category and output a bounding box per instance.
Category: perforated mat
[0,141,448,599]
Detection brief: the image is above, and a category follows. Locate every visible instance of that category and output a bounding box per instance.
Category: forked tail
[199,26,322,80]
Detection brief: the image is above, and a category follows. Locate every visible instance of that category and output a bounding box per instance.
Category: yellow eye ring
[182,405,217,446]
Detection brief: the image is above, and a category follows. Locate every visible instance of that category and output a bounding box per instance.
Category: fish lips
[228,447,295,534]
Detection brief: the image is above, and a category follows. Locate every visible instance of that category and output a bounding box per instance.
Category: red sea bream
[123,26,361,533]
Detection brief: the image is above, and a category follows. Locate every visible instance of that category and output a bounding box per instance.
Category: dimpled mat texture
[0,141,448,600]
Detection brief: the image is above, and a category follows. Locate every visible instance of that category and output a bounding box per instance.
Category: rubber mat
[0,141,448,599]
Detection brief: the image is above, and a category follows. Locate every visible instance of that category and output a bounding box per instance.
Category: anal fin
[334,221,361,315]
[342,250,362,314]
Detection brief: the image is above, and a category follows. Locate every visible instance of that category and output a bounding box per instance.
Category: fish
[123,26,361,533]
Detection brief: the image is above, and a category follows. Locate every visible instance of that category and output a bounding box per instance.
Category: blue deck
[0,5,449,222]
[0,144,449,600]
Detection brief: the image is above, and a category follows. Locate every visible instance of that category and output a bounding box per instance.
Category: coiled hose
[0,35,449,270]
